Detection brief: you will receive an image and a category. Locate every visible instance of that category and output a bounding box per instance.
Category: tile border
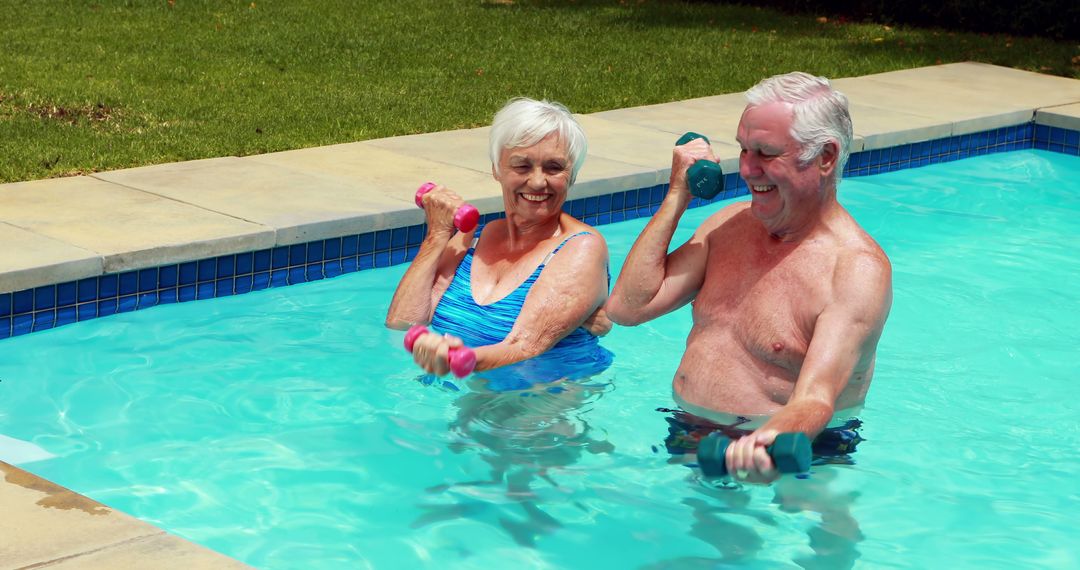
[1,122,1078,341]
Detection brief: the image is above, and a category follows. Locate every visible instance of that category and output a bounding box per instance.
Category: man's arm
[607,140,715,325]
[728,250,893,481]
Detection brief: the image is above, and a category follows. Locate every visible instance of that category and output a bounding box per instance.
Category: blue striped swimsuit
[430,231,613,390]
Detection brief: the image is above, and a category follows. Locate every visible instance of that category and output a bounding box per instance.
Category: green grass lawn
[1,0,1076,183]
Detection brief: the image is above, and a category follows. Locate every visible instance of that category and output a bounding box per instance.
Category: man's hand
[582,306,613,337]
[725,429,782,485]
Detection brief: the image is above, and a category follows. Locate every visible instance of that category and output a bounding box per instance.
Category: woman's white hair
[745,71,853,181]
[489,97,588,185]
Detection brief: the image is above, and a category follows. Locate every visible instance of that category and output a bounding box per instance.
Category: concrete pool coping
[2,62,1079,568]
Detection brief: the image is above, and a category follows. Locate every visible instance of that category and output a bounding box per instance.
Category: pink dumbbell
[403,325,477,378]
[415,182,480,233]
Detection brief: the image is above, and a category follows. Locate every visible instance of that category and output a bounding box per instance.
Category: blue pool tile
[1050,127,1066,144]
[359,254,374,270]
[307,241,324,263]
[1066,130,1080,147]
[375,230,391,252]
[235,252,253,275]
[158,289,178,305]
[76,278,97,303]
[610,210,625,223]
[288,266,306,284]
[118,272,138,295]
[1049,143,1065,153]
[32,311,55,332]
[374,251,390,268]
[324,260,343,278]
[272,246,289,269]
[178,262,197,285]
[139,268,157,292]
[649,185,665,205]
[270,269,289,287]
[598,213,611,225]
[407,225,426,248]
[57,282,76,307]
[98,298,118,316]
[598,194,611,214]
[216,255,235,279]
[234,274,253,294]
[215,280,233,297]
[1035,139,1050,150]
[289,244,306,266]
[253,272,271,290]
[196,259,215,282]
[358,233,374,255]
[197,283,216,300]
[13,314,33,335]
[34,285,56,311]
[0,293,11,318]
[391,249,407,265]
[137,292,158,309]
[342,235,359,257]
[405,246,420,262]
[569,199,584,217]
[610,192,624,211]
[584,196,598,215]
[253,249,271,272]
[391,227,407,249]
[77,303,97,321]
[324,238,342,261]
[305,264,324,282]
[159,265,178,288]
[117,295,137,313]
[0,317,10,339]
[179,285,197,302]
[583,215,598,226]
[342,257,359,273]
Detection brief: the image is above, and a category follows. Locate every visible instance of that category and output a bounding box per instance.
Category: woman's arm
[385,185,472,330]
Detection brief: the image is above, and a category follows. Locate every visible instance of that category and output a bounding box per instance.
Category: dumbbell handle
[415,182,480,233]
[674,133,723,200]
[696,431,812,478]
[403,325,477,378]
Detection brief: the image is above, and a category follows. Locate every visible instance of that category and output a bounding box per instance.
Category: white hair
[489,97,588,185]
[745,71,853,181]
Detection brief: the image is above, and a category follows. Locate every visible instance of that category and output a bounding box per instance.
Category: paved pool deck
[2,62,1080,568]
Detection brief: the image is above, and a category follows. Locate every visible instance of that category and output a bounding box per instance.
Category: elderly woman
[385,97,612,387]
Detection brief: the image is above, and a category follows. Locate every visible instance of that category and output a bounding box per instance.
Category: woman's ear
[491,163,499,181]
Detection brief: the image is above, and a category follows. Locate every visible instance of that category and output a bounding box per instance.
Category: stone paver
[1036,102,1080,130]
[0,461,251,569]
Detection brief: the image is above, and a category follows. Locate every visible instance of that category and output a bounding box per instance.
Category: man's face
[736,102,828,236]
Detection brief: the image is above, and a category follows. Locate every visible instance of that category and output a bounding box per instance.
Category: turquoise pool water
[1,149,1078,568]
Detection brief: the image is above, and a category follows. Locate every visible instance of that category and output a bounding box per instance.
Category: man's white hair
[745,71,853,181]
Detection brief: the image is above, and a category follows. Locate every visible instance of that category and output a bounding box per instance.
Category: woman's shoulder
[560,213,607,243]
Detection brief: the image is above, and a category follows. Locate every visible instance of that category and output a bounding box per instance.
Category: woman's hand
[420,184,468,235]
[410,329,466,376]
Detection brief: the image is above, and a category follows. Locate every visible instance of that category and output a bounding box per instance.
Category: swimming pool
[1,149,1078,568]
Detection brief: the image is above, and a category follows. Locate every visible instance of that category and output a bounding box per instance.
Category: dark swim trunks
[658,407,864,466]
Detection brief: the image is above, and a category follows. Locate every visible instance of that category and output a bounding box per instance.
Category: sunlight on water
[1,150,1078,568]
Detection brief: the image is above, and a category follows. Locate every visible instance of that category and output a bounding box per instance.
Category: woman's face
[494,132,572,224]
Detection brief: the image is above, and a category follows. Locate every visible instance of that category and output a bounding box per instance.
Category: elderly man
[607,72,892,483]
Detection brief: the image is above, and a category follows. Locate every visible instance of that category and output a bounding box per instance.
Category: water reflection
[412,374,614,546]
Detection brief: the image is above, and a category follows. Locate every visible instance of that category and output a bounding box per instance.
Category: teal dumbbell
[696,432,812,478]
[675,132,724,200]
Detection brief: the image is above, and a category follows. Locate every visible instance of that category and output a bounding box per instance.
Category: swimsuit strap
[540,231,593,266]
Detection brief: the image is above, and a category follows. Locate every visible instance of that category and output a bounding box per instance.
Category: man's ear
[819,141,839,177]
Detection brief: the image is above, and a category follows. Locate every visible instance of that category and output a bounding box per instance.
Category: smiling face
[494,132,572,225]
[736,101,836,238]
